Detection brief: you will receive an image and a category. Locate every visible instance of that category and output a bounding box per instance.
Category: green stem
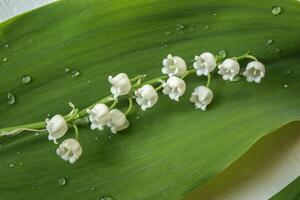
[235,54,257,61]
[109,99,118,109]
[73,125,80,141]
[125,97,133,115]
[206,73,212,87]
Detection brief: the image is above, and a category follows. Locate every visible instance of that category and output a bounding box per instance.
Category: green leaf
[0,0,299,199]
[271,177,300,200]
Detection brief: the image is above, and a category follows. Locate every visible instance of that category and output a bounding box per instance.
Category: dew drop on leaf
[7,92,16,105]
[165,31,171,35]
[286,70,291,74]
[71,70,80,78]
[19,161,24,166]
[21,75,32,84]
[283,84,289,88]
[90,186,96,191]
[8,163,15,168]
[272,6,282,15]
[4,44,8,48]
[265,38,273,46]
[99,196,115,200]
[64,67,71,73]
[218,50,227,59]
[2,57,8,63]
[57,177,67,186]
[203,25,211,30]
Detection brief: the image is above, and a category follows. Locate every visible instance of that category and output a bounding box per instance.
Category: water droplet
[34,132,39,136]
[16,151,21,154]
[232,76,241,82]
[136,116,140,120]
[272,6,282,15]
[283,84,288,88]
[57,177,67,186]
[21,75,32,84]
[64,67,70,73]
[95,137,99,141]
[266,38,273,46]
[286,70,291,74]
[272,48,281,54]
[218,50,227,59]
[160,44,168,49]
[99,196,115,200]
[176,24,185,31]
[188,27,195,32]
[203,25,211,30]
[212,12,217,16]
[7,92,16,105]
[19,161,24,166]
[90,186,96,191]
[4,44,9,48]
[3,57,8,62]
[9,163,15,168]
[165,31,171,35]
[71,70,80,78]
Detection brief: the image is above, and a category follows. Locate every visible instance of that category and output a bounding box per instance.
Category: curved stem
[109,99,118,109]
[73,125,79,141]
[206,73,212,87]
[125,97,133,115]
[235,54,257,61]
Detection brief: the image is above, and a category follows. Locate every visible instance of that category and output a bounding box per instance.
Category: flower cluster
[0,51,266,164]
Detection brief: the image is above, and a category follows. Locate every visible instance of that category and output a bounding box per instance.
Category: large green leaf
[0,0,300,199]
[271,177,300,200]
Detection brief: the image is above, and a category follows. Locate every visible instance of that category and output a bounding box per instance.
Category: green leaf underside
[0,0,300,200]
[271,177,300,200]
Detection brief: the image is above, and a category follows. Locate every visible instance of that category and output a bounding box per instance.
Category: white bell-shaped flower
[46,114,68,144]
[108,73,131,98]
[134,84,158,111]
[243,61,265,83]
[189,86,214,111]
[162,76,186,101]
[218,58,240,81]
[107,109,129,134]
[87,103,110,130]
[193,52,216,76]
[56,138,82,164]
[162,54,187,77]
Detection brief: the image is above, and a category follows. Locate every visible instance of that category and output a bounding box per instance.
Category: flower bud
[162,54,187,77]
[162,76,186,101]
[134,84,158,111]
[46,114,68,144]
[108,73,131,98]
[56,138,82,164]
[189,86,214,111]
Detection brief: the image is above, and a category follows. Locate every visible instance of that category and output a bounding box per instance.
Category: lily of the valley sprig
[0,51,266,164]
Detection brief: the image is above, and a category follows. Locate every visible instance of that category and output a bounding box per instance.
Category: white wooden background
[0,1,299,199]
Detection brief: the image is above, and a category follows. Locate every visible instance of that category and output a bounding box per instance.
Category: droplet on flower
[71,70,80,78]
[57,177,67,186]
[21,75,32,84]
[218,50,227,59]
[266,38,273,46]
[272,6,282,15]
[7,92,16,105]
[99,196,115,200]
